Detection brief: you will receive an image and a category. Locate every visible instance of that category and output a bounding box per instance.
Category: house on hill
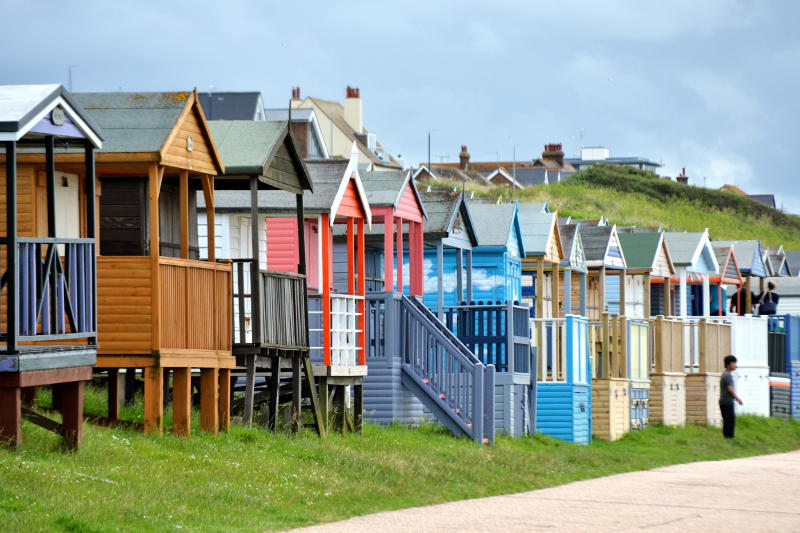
[290,86,402,170]
[264,107,329,159]
[565,146,661,174]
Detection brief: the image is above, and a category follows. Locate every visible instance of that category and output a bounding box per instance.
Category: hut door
[54,172,80,239]
[158,179,199,259]
[99,177,148,256]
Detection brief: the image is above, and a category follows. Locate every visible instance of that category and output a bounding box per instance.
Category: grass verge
[1,386,799,532]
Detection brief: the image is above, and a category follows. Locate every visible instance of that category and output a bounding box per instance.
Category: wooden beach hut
[418,187,478,313]
[518,208,563,319]
[262,144,371,430]
[662,231,719,317]
[198,119,320,432]
[616,230,675,318]
[465,201,525,304]
[0,84,103,448]
[709,243,743,316]
[575,224,627,320]
[714,240,767,315]
[557,223,588,317]
[74,90,232,435]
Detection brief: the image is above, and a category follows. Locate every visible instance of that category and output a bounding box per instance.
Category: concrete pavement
[291,450,800,532]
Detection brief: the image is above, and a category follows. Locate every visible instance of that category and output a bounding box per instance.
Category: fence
[530,315,589,384]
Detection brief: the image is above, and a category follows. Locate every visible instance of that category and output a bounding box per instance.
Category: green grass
[2,387,800,532]
[426,164,800,249]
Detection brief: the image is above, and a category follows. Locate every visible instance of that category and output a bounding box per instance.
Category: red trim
[357,218,366,365]
[321,213,332,366]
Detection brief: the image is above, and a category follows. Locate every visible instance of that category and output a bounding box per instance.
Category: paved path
[292,450,800,532]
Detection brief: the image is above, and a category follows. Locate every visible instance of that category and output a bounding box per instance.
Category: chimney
[459,145,471,170]
[542,143,565,167]
[676,167,689,185]
[343,86,363,134]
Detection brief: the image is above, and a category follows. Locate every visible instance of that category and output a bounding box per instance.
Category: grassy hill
[428,164,800,250]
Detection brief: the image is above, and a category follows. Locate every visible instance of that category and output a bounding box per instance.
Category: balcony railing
[231,259,309,351]
[158,257,231,352]
[309,293,363,366]
[530,316,590,384]
[2,237,96,345]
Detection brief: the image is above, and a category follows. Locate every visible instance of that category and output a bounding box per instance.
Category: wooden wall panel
[161,108,218,175]
[395,183,423,222]
[97,256,152,355]
[336,180,364,219]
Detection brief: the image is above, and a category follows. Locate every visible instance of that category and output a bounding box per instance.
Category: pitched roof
[558,223,587,272]
[711,243,742,283]
[748,194,776,208]
[208,120,312,191]
[785,251,800,276]
[74,91,191,153]
[468,202,522,253]
[579,226,615,263]
[198,92,263,120]
[518,206,560,258]
[713,240,767,276]
[665,231,718,273]
[418,188,478,246]
[0,84,103,146]
[358,170,424,219]
[418,165,490,184]
[617,232,660,270]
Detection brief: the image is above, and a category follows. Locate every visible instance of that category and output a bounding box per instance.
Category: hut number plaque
[187,135,193,152]
[51,107,65,126]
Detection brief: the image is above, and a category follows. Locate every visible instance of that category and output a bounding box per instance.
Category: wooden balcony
[309,293,365,374]
[231,259,309,355]
[96,255,233,369]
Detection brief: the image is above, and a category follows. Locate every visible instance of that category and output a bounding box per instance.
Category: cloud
[683,73,759,117]
[421,259,503,295]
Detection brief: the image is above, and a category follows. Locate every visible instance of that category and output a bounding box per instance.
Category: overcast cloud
[2,1,797,209]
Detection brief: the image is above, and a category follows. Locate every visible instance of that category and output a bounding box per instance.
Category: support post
[321,214,332,366]
[0,387,22,447]
[107,369,120,420]
[172,367,191,436]
[353,383,364,434]
[466,249,473,303]
[456,248,464,304]
[745,275,752,315]
[619,269,626,316]
[563,267,572,315]
[200,368,219,434]
[200,175,215,261]
[679,268,688,317]
[5,141,17,353]
[250,177,262,345]
[143,367,164,435]
[383,214,394,291]
[218,368,231,432]
[664,277,672,317]
[579,271,587,317]
[179,170,189,258]
[551,262,560,318]
[148,165,161,352]
[84,141,98,342]
[357,218,366,365]
[347,218,355,294]
[396,218,404,293]
[598,267,606,317]
[45,136,56,237]
[437,242,444,320]
[536,261,545,318]
[55,381,84,450]
[643,273,651,318]
[702,273,711,317]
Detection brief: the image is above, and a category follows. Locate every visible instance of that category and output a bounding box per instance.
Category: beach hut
[663,231,719,317]
[709,243,743,316]
[617,231,675,318]
[418,188,478,313]
[558,223,588,317]
[519,208,563,319]
[332,169,426,297]
[74,90,232,435]
[576,225,626,320]
[466,201,526,304]
[198,119,320,432]
[767,314,799,420]
[0,84,102,448]
[714,240,767,314]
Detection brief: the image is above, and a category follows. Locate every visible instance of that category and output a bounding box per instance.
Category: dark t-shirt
[720,370,735,405]
[757,291,780,315]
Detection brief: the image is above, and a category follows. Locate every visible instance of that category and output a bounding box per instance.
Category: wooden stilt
[0,387,22,448]
[200,368,219,434]
[318,376,329,431]
[243,355,256,425]
[143,367,164,435]
[107,369,120,420]
[267,356,280,431]
[56,381,84,450]
[333,385,346,433]
[218,368,231,432]
[21,387,36,407]
[302,355,325,436]
[172,368,191,436]
[353,383,363,434]
[291,357,301,433]
[124,368,136,406]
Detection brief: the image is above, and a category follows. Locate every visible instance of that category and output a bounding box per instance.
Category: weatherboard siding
[536,382,591,444]
[395,183,424,222]
[162,106,218,175]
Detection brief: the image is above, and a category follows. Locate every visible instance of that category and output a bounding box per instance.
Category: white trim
[308,110,330,159]
[603,224,627,268]
[688,230,719,274]
[0,95,103,148]
[485,167,524,189]
[329,141,372,228]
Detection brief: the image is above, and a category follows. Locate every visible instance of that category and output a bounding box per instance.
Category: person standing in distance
[720,355,744,439]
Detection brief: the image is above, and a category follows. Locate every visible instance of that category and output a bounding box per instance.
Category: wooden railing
[531,316,590,384]
[159,257,231,352]
[690,318,731,373]
[3,238,96,344]
[589,314,651,379]
[651,316,690,373]
[435,301,531,374]
[231,260,308,351]
[309,293,363,366]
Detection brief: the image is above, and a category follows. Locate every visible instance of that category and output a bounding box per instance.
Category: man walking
[720,355,744,438]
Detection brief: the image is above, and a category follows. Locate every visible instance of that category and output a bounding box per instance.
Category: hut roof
[418,188,478,246]
[518,207,561,259]
[665,231,719,273]
[468,202,524,254]
[712,240,767,277]
[0,84,103,146]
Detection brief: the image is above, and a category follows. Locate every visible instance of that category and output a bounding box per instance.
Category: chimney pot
[291,87,301,100]
[459,145,471,170]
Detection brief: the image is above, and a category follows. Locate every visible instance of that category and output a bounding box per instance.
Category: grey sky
[2,1,798,209]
